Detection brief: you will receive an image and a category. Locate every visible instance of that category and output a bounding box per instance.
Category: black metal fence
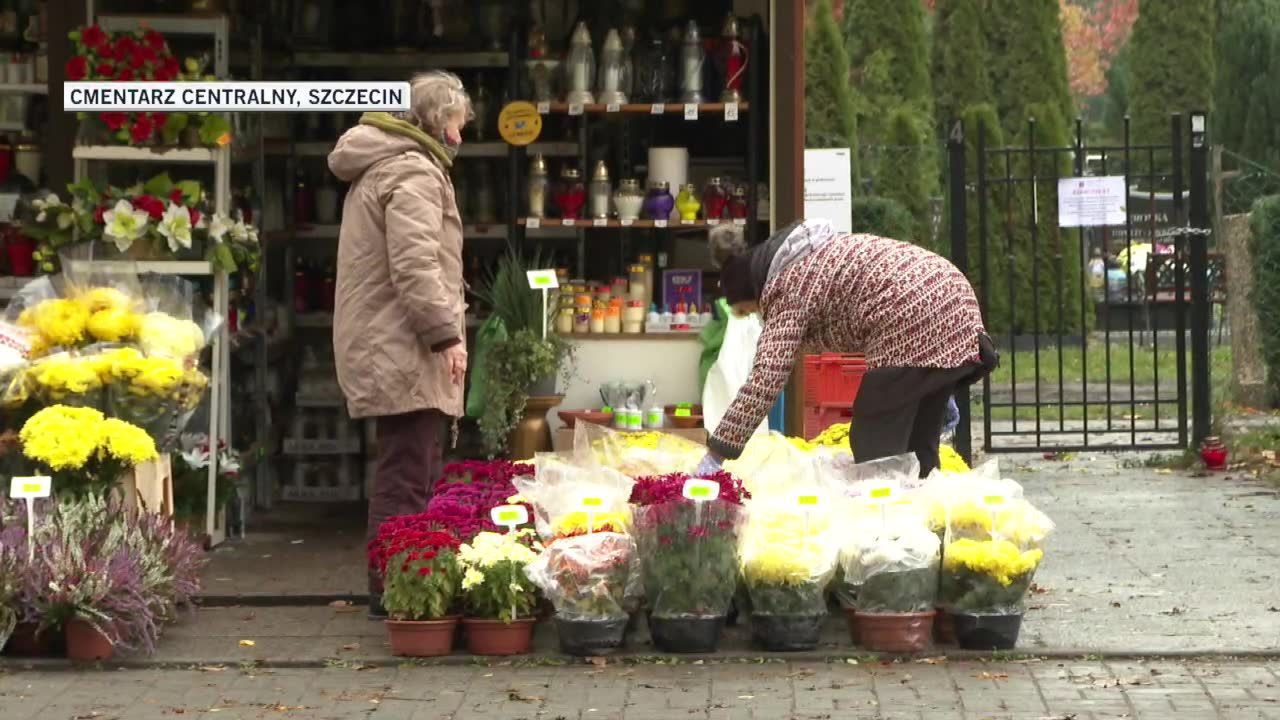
[947,113,1213,456]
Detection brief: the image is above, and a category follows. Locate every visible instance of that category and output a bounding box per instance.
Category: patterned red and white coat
[708,233,986,459]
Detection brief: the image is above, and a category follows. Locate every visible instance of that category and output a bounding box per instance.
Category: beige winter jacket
[328,113,465,420]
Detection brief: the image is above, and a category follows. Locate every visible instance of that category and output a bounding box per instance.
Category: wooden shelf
[73,145,221,163]
[265,139,578,158]
[535,101,748,117]
[292,50,508,69]
[60,259,215,276]
[560,332,703,341]
[519,218,747,229]
[0,83,47,95]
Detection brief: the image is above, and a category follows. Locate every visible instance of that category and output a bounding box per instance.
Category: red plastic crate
[803,404,854,441]
[802,353,868,408]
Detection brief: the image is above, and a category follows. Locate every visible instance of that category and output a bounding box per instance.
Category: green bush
[806,0,860,186]
[874,106,938,249]
[1128,0,1215,169]
[959,103,1011,335]
[851,196,915,241]
[1251,195,1280,404]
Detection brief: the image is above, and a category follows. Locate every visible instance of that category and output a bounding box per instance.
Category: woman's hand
[442,344,467,385]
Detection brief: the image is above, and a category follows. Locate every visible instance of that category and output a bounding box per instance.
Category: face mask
[440,129,461,159]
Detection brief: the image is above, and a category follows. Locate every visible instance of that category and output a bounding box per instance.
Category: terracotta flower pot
[65,618,114,661]
[934,607,956,644]
[855,610,935,654]
[385,616,458,657]
[842,606,861,645]
[463,617,536,656]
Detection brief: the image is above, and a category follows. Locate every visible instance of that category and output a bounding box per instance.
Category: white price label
[733,218,747,226]
[593,218,608,227]
[10,476,51,499]
[724,102,739,122]
[568,103,585,116]
[562,218,578,226]
[707,218,720,225]
[684,103,698,120]
[525,217,541,229]
[490,504,530,528]
[654,219,668,228]
[682,479,720,502]
[650,103,665,114]
[620,218,635,227]
[605,102,621,113]
[681,218,696,225]
[536,101,550,114]
[526,269,559,290]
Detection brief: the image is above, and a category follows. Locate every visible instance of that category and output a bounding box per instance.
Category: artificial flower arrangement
[379,529,463,657]
[456,529,542,655]
[23,174,259,275]
[172,433,242,521]
[67,25,232,147]
[628,470,748,653]
[18,405,158,498]
[2,492,205,660]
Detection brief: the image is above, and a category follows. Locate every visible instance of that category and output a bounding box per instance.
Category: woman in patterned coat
[700,219,998,477]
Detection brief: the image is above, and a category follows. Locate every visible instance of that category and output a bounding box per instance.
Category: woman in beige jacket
[327,71,471,616]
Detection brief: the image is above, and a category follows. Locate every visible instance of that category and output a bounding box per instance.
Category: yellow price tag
[869,487,893,500]
[674,408,692,418]
[497,510,520,522]
[797,494,819,507]
[689,486,712,498]
[982,494,1006,507]
[581,497,603,508]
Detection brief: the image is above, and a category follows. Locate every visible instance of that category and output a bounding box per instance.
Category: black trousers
[850,334,998,477]
[367,408,447,591]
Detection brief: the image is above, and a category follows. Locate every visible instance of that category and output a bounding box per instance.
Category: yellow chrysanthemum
[86,307,141,343]
[137,312,206,360]
[458,530,539,569]
[553,509,630,536]
[28,355,103,397]
[18,299,89,349]
[812,422,851,447]
[938,445,970,473]
[461,567,484,591]
[99,417,158,465]
[130,356,185,395]
[20,405,106,471]
[927,497,1054,548]
[943,538,1043,587]
[73,287,135,315]
[740,511,835,586]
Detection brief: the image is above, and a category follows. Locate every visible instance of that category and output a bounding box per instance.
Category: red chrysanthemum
[65,56,88,81]
[93,205,107,224]
[143,30,166,51]
[116,67,134,82]
[94,61,115,78]
[169,188,185,205]
[113,35,137,60]
[80,25,109,52]
[100,112,128,131]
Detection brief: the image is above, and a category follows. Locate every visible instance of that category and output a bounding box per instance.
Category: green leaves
[142,173,175,198]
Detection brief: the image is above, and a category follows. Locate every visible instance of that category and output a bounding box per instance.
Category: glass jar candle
[702,177,728,219]
[675,183,701,221]
[555,307,574,334]
[589,160,612,219]
[628,263,647,302]
[574,309,591,334]
[613,178,644,222]
[729,185,749,219]
[638,253,656,302]
[555,167,587,219]
[642,181,675,221]
[590,308,606,334]
[604,305,622,334]
[527,154,549,218]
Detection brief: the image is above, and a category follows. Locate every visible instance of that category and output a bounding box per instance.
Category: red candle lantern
[702,177,728,220]
[718,13,749,103]
[554,167,587,220]
[1200,436,1228,471]
[728,185,749,219]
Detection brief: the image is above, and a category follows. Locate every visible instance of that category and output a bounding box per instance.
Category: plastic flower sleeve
[137,275,223,362]
[514,455,635,541]
[938,538,1044,615]
[572,421,704,477]
[738,495,840,617]
[838,509,940,613]
[523,531,637,622]
[632,498,744,619]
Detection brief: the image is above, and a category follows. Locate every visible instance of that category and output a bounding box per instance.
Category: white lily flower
[56,212,74,230]
[158,202,194,252]
[207,214,231,244]
[103,199,150,252]
[35,211,45,222]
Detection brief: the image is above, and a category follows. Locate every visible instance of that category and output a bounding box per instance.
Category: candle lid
[562,167,582,180]
[648,180,670,190]
[629,263,647,272]
[638,253,654,262]
[618,178,641,189]
[732,185,748,196]
[722,13,741,38]
[602,28,623,52]
[571,21,592,46]
[681,182,697,193]
[683,19,701,44]
[530,154,548,176]
[591,160,610,182]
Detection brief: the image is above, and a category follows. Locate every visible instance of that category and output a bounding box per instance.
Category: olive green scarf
[358,112,453,169]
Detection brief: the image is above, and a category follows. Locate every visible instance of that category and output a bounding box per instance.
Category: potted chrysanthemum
[381,530,462,657]
[739,506,839,652]
[457,530,541,656]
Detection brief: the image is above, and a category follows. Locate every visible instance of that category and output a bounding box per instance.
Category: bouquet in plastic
[839,509,940,614]
[939,537,1043,615]
[572,422,705,478]
[630,471,747,624]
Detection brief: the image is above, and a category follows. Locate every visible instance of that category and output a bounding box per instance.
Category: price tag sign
[620,218,635,226]
[497,101,543,146]
[654,219,668,228]
[650,103,665,114]
[725,102,740,122]
[674,407,692,418]
[707,218,720,225]
[733,218,747,226]
[562,218,577,226]
[526,269,560,290]
[981,494,1007,508]
[684,103,699,120]
[10,475,50,499]
[536,101,551,114]
[568,103,585,116]
[580,496,604,509]
[864,481,899,504]
[490,504,529,531]
[606,102,621,113]
[593,218,608,227]
[526,217,541,229]
[682,479,720,502]
[681,219,696,225]
[796,493,820,508]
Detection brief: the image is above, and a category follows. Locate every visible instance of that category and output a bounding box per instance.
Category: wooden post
[775,0,806,437]
[45,0,87,194]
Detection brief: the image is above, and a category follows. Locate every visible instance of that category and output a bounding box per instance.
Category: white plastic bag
[702,309,766,437]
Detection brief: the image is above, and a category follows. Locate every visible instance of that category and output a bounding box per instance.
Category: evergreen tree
[844,0,934,141]
[805,0,861,186]
[875,106,937,248]
[957,103,1011,334]
[1127,0,1215,154]
[984,0,1074,140]
[1215,0,1280,170]
[932,0,995,138]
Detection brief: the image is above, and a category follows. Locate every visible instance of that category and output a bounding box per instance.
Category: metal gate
[946,113,1214,456]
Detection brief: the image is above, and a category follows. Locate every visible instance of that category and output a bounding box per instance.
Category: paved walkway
[3,659,1279,719]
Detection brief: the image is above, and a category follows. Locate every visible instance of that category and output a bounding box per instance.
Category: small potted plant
[840,519,941,653]
[457,530,542,655]
[630,471,748,653]
[739,507,839,652]
[938,538,1043,650]
[381,530,462,657]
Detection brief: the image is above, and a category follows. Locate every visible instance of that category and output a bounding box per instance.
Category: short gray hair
[708,224,747,269]
[401,71,474,134]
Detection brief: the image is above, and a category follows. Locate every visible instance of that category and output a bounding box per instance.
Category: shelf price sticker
[684,103,699,121]
[650,103,665,114]
[707,218,720,225]
[525,217,541,229]
[536,101,551,114]
[562,218,578,226]
[10,475,50,499]
[490,504,530,532]
[654,219,668,228]
[796,493,820,508]
[526,269,560,290]
[593,218,609,227]
[568,103,585,116]
[682,479,720,502]
[733,218,748,226]
[620,218,635,226]
[606,102,621,113]
[725,102,739,122]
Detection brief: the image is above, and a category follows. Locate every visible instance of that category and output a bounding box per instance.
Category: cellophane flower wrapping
[572,422,705,478]
[523,531,637,622]
[514,454,635,541]
[838,505,940,613]
[630,471,748,620]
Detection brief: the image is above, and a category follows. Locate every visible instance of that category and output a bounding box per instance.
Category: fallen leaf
[587,656,608,668]
[507,690,543,703]
[1160,607,1187,616]
[977,672,1009,680]
[1029,583,1050,595]
[738,695,755,700]
[1111,602,1122,608]
[238,639,256,647]
[291,540,304,545]
[199,665,226,672]
[328,600,353,608]
[340,643,359,652]
[788,669,816,678]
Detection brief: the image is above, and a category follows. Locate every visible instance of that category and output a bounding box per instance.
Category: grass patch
[988,342,1231,388]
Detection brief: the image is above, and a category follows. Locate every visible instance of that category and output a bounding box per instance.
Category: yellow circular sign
[498,101,543,146]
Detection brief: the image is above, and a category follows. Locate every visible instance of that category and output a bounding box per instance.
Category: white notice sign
[1058,176,1127,228]
[803,149,853,233]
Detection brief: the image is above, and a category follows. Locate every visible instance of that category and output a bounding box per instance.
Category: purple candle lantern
[642,180,675,221]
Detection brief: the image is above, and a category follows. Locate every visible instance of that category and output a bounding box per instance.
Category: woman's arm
[382,159,459,350]
[707,304,807,460]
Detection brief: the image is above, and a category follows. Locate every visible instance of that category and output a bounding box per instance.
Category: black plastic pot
[649,615,725,653]
[554,616,627,656]
[750,613,825,652]
[952,612,1023,650]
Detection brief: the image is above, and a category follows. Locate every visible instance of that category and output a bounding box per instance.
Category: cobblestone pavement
[3,658,1280,719]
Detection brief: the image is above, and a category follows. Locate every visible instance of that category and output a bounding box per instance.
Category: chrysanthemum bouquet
[524,530,636,622]
[739,507,839,617]
[457,530,541,622]
[629,471,747,620]
[839,514,941,614]
[19,405,158,497]
[939,538,1043,614]
[381,530,462,622]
